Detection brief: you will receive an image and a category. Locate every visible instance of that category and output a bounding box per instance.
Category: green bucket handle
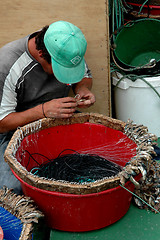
[111,49,157,73]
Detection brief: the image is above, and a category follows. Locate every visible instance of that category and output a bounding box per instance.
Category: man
[0,20,95,193]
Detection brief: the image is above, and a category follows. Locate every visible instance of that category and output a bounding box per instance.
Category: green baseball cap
[44,21,87,84]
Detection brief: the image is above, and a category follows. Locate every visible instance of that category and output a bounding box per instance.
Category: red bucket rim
[127,1,160,8]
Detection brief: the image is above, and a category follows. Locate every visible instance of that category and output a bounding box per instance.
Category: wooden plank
[0,0,111,116]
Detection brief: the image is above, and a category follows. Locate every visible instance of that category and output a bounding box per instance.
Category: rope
[138,0,149,14]
[111,49,157,73]
[120,184,160,213]
[109,0,128,36]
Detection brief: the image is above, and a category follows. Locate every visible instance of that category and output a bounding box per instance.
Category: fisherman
[0,20,95,193]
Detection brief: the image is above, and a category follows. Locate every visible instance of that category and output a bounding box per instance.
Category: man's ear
[38,50,43,58]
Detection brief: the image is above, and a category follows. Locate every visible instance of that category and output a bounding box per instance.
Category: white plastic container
[112,72,160,136]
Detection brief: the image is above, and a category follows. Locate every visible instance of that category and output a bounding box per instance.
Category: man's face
[41,60,53,75]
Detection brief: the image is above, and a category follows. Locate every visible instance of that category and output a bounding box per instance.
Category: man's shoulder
[0,36,28,57]
[0,35,31,75]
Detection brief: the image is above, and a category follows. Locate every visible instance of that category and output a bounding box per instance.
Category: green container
[113,19,160,74]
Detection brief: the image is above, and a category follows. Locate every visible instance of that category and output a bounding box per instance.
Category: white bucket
[112,72,160,136]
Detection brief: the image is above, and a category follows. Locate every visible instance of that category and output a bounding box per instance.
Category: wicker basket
[4,113,131,195]
[4,112,157,194]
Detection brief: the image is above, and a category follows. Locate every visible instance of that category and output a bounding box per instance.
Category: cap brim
[51,58,85,84]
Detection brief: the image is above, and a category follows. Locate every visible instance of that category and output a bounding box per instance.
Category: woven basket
[0,187,43,240]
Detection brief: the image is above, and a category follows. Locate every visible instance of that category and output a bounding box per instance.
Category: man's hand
[73,77,96,108]
[75,92,95,108]
[0,97,77,133]
[43,97,78,118]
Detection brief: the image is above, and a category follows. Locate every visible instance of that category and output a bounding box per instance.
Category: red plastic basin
[13,123,138,232]
[13,171,139,232]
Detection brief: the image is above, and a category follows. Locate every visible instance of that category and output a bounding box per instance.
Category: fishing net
[29,151,122,183]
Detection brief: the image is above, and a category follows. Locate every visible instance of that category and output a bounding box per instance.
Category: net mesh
[28,151,122,183]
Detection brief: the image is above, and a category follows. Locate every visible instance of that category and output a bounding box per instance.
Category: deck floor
[50,204,160,240]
